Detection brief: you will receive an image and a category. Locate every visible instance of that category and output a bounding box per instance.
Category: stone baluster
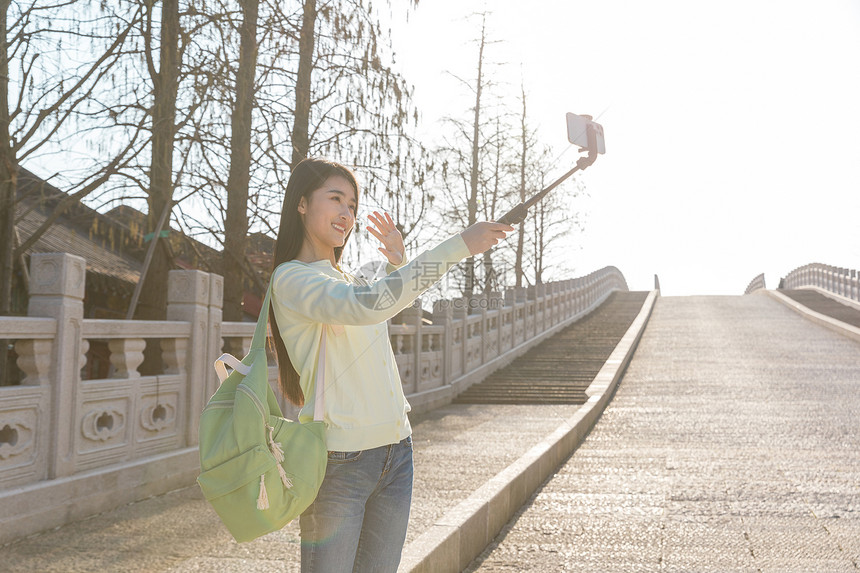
[108,338,145,378]
[160,337,187,375]
[27,253,85,479]
[13,339,52,385]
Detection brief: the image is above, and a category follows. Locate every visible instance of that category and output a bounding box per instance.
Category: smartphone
[566,112,606,154]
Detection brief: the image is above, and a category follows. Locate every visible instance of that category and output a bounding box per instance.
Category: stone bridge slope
[454,291,649,405]
[779,288,860,328]
[466,294,860,572]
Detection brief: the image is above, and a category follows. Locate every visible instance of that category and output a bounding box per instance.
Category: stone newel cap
[167,269,211,305]
[29,252,86,299]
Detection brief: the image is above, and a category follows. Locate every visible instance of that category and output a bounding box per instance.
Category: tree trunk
[291,0,317,169]
[136,0,180,322]
[0,0,13,383]
[482,118,503,295]
[223,0,259,334]
[465,16,486,299]
[516,84,527,288]
[0,0,15,318]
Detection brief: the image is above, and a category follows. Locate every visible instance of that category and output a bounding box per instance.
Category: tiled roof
[16,203,142,284]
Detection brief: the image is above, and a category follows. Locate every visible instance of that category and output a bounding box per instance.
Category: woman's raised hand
[366,211,405,266]
[460,221,516,256]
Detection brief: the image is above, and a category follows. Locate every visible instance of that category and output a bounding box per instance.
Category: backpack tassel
[277,463,293,489]
[267,424,285,463]
[257,474,269,510]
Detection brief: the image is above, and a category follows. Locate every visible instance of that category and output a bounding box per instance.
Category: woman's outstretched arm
[272,222,514,327]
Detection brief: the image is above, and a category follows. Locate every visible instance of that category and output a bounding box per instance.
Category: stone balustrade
[744,273,766,294]
[0,252,627,544]
[781,263,859,302]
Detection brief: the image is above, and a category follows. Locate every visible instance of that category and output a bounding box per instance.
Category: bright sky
[391,0,860,296]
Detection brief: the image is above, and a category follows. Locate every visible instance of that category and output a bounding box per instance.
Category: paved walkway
[0,402,579,572]
[1,293,651,572]
[465,295,860,572]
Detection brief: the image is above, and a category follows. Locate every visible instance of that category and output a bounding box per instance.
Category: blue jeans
[300,435,413,573]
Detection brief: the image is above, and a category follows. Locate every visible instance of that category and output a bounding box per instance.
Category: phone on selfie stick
[496,112,605,226]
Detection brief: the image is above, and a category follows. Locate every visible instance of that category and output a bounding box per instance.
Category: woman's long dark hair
[269,157,360,406]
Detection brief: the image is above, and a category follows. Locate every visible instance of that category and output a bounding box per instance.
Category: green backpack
[197,277,328,543]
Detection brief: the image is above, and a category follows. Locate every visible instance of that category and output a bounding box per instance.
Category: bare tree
[436,12,506,298]
[86,0,223,322]
[525,147,585,285]
[1,3,144,385]
[176,0,427,321]
[222,0,259,336]
[0,2,143,317]
[284,0,430,274]
[478,115,518,294]
[133,0,182,321]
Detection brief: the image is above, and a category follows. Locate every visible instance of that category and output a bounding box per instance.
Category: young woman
[268,157,514,573]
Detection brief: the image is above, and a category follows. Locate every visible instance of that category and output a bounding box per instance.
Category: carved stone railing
[0,253,223,545]
[0,252,627,544]
[744,273,766,294]
[780,263,859,302]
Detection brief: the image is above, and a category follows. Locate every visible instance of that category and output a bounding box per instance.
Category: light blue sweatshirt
[270,233,472,452]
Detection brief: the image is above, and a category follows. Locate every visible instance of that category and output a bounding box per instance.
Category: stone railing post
[504,288,516,349]
[166,270,212,447]
[515,286,527,345]
[473,293,487,365]
[526,285,536,339]
[489,292,503,357]
[560,281,567,319]
[432,300,453,387]
[563,280,570,318]
[539,283,547,331]
[399,301,423,394]
[207,273,224,394]
[27,253,85,479]
[451,296,468,376]
[852,270,858,301]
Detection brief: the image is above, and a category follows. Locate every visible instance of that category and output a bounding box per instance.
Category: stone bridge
[0,257,858,572]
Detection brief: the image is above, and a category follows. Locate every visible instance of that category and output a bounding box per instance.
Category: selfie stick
[496,122,601,226]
